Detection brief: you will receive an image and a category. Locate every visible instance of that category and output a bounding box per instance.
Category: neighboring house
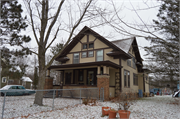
[1,66,22,88]
[46,26,149,100]
[1,76,32,89]
[20,76,33,89]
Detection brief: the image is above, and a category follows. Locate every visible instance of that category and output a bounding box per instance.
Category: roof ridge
[111,37,135,42]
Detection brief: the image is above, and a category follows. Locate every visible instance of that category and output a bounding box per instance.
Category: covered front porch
[47,61,122,100]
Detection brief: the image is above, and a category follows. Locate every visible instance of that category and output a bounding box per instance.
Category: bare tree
[22,0,112,105]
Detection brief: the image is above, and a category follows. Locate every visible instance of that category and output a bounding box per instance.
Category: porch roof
[48,61,122,70]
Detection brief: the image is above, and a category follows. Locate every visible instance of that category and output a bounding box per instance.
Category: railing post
[1,92,6,119]
[97,88,99,100]
[52,90,55,110]
[103,87,104,102]
[80,89,81,104]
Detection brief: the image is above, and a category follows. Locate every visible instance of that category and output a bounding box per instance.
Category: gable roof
[55,26,131,61]
[111,37,134,53]
[21,76,33,82]
[111,37,142,64]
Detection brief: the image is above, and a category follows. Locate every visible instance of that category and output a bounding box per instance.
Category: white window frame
[73,53,79,64]
[96,50,103,61]
[2,77,7,83]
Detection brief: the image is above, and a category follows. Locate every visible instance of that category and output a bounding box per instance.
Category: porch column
[47,69,50,77]
[103,66,107,74]
[106,66,109,75]
[97,66,101,74]
[97,75,110,100]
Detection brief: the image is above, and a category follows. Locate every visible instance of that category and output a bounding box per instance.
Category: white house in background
[21,76,33,89]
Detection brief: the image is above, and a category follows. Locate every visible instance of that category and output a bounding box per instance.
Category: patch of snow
[21,76,33,82]
[0,95,179,119]
[9,66,22,72]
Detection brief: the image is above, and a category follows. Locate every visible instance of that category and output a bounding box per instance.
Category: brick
[97,75,110,100]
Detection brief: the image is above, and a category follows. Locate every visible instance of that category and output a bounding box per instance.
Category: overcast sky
[18,0,161,64]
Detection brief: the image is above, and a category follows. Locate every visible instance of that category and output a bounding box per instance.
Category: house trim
[48,61,122,70]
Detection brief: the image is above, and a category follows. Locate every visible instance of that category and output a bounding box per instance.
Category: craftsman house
[46,26,149,100]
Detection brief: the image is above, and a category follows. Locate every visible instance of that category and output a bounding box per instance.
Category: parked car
[0,85,35,96]
[150,88,162,95]
[172,90,180,98]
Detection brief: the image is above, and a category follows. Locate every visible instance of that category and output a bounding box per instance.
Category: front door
[88,71,94,85]
[65,72,71,84]
[87,68,97,85]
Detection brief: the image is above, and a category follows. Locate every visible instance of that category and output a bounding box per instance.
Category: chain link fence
[0,87,103,119]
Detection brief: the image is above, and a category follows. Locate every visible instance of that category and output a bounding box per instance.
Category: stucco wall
[121,58,139,92]
[109,87,115,98]
[144,74,149,93]
[109,68,117,86]
[104,49,119,64]
[89,35,96,42]
[64,34,120,65]
[138,73,144,91]
[70,42,81,52]
[94,39,108,49]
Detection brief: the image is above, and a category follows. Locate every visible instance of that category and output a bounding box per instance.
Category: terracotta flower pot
[102,107,111,116]
[118,110,131,119]
[108,110,117,119]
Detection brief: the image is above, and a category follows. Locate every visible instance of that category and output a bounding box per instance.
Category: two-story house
[46,26,149,100]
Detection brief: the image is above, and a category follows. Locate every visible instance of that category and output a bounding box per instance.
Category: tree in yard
[0,0,31,85]
[33,66,38,89]
[1,47,29,84]
[100,0,179,90]
[0,0,31,47]
[143,0,179,90]
[23,0,112,105]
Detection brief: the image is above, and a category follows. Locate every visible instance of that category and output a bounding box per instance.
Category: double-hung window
[132,57,136,69]
[73,53,79,64]
[82,52,87,58]
[96,50,103,61]
[124,70,130,87]
[127,59,131,67]
[133,73,138,85]
[88,51,93,57]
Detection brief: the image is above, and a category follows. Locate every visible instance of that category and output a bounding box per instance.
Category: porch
[47,61,122,100]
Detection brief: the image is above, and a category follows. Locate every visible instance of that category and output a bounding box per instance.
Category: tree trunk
[34,45,46,106]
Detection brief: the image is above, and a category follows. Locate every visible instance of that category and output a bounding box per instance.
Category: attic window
[89,43,94,48]
[83,44,87,49]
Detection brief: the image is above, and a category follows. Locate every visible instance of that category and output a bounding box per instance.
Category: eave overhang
[48,61,122,70]
[106,51,131,59]
[55,56,70,63]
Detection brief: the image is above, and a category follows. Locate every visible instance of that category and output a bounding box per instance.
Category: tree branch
[24,0,40,46]
[44,0,65,46]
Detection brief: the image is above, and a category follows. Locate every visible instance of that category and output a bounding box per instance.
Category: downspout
[119,58,122,92]
[143,73,145,92]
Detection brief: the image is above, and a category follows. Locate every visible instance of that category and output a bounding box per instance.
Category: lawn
[0,95,180,119]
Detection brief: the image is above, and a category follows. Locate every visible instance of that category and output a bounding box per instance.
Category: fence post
[1,92,6,119]
[103,87,104,102]
[80,89,81,104]
[52,90,55,110]
[98,88,99,100]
